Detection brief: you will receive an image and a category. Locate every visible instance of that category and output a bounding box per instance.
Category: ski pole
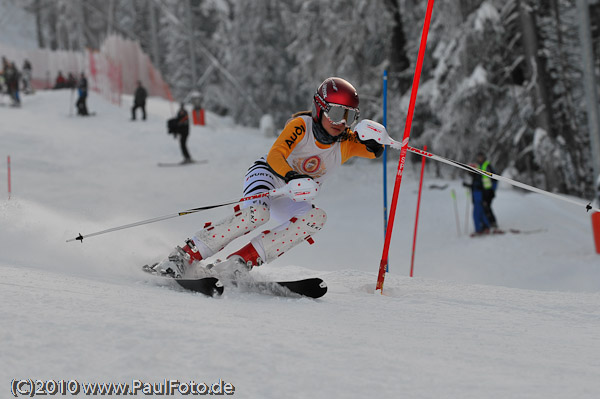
[69,87,74,116]
[464,188,470,235]
[7,155,11,200]
[361,130,600,213]
[451,189,460,236]
[66,187,287,243]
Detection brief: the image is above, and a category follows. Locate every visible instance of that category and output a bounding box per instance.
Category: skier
[464,152,497,235]
[151,77,384,279]
[167,103,193,163]
[476,152,498,228]
[4,61,20,106]
[75,73,89,116]
[21,59,33,94]
[131,81,147,121]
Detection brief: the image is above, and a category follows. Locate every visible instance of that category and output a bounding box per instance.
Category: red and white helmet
[312,77,360,127]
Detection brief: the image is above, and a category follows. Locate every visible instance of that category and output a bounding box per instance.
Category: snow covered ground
[1,90,600,398]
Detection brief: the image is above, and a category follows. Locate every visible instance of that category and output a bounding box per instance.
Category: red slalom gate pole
[7,155,11,200]
[410,145,427,277]
[376,0,435,293]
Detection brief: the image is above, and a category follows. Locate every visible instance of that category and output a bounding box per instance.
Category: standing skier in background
[131,81,147,121]
[167,103,193,164]
[151,77,385,278]
[464,151,498,235]
[21,59,33,94]
[75,72,89,116]
[477,152,498,228]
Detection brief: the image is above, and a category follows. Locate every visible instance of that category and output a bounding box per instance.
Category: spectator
[464,152,498,235]
[0,57,8,98]
[4,61,20,106]
[21,59,33,94]
[131,81,147,120]
[476,152,498,228]
[54,71,67,89]
[66,73,77,89]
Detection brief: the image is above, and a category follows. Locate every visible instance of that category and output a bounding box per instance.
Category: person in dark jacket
[76,73,88,116]
[4,62,20,106]
[131,81,147,120]
[167,103,193,163]
[464,152,498,235]
[476,152,498,228]
[21,59,33,94]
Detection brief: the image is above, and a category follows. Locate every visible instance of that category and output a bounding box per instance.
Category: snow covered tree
[16,0,600,197]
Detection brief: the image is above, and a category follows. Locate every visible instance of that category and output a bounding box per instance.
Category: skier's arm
[178,112,189,125]
[266,117,307,179]
[340,131,383,163]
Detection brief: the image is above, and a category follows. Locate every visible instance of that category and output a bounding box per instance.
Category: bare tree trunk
[185,0,198,89]
[385,0,410,72]
[517,0,562,191]
[33,0,45,49]
[148,1,160,67]
[383,0,411,92]
[48,5,58,51]
[518,0,553,134]
[106,0,115,37]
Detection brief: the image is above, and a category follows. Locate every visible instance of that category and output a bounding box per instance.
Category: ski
[142,264,223,297]
[174,277,224,296]
[257,278,327,298]
[470,228,546,237]
[158,160,208,167]
[232,277,328,299]
[507,228,547,235]
[68,112,96,117]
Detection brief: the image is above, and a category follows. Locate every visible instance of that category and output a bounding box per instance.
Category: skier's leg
[220,206,327,274]
[180,132,191,161]
[152,204,270,277]
[472,190,490,233]
[191,204,270,258]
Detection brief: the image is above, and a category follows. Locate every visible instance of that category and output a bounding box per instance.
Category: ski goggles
[324,104,360,126]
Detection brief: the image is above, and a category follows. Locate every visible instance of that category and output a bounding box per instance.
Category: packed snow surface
[1,90,599,398]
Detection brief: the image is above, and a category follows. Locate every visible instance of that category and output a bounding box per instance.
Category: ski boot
[147,239,203,278]
[206,242,262,282]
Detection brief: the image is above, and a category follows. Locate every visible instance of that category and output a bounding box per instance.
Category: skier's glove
[284,172,319,202]
[354,119,385,158]
[359,138,384,157]
[284,170,312,183]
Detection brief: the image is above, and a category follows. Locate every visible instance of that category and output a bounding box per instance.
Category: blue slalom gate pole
[382,70,389,272]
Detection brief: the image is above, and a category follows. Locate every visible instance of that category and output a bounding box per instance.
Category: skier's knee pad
[251,207,327,264]
[192,205,270,259]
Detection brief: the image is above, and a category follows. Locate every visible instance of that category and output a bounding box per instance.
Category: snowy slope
[1,90,600,398]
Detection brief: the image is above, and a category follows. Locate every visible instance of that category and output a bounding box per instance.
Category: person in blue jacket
[476,152,498,228]
[464,152,497,234]
[75,73,88,116]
